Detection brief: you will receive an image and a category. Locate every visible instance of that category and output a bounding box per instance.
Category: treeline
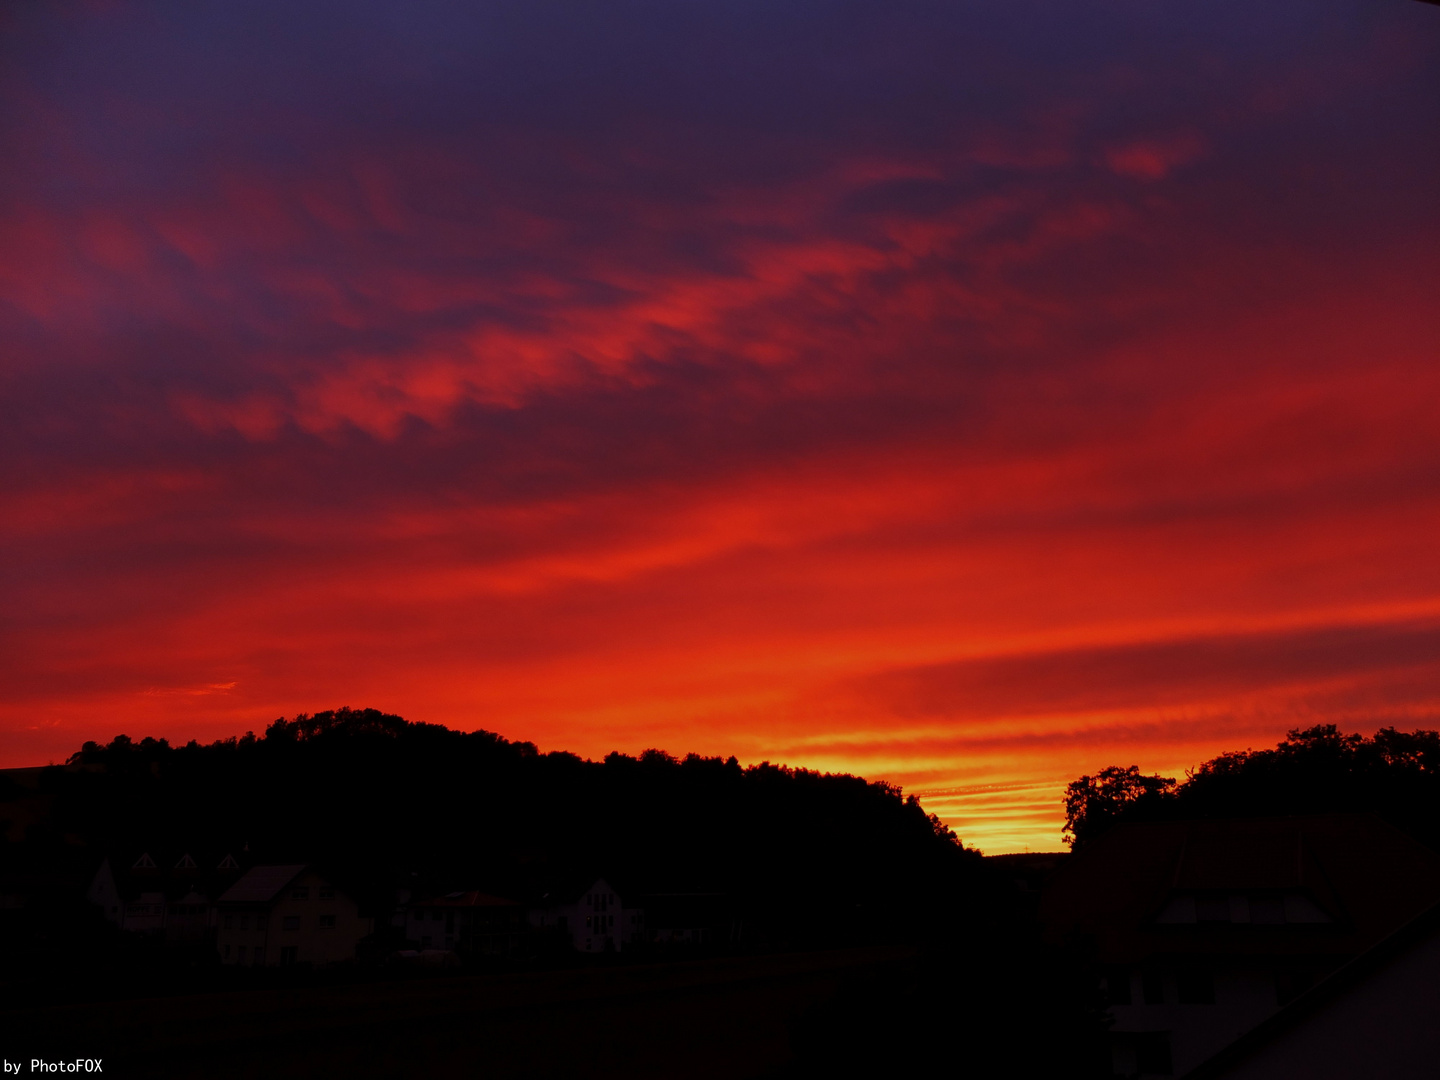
[1065,724,1440,848]
[16,707,979,946]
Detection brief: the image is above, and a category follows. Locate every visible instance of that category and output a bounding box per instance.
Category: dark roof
[1184,897,1440,1078]
[218,864,308,904]
[1039,814,1440,963]
[97,849,247,903]
[533,872,629,907]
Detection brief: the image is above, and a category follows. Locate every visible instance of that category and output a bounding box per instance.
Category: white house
[215,864,371,967]
[529,877,644,953]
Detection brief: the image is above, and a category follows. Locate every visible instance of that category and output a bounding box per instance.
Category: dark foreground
[8,947,909,1079]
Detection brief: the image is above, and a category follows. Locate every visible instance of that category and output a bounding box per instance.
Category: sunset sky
[3,0,1439,851]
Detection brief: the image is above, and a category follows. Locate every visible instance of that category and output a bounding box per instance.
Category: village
[85,851,723,967]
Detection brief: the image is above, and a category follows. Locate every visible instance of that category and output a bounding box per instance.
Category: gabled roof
[96,849,249,903]
[1040,814,1440,963]
[533,872,625,907]
[218,864,308,904]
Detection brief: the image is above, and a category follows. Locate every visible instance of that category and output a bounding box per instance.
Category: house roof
[532,872,627,907]
[218,864,308,903]
[1184,897,1440,1078]
[96,849,247,903]
[1039,813,1440,964]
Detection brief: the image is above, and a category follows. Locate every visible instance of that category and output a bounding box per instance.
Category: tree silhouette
[1063,724,1440,847]
[1063,765,1176,848]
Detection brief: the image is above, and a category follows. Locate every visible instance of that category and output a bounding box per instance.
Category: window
[238,946,248,962]
[291,886,309,900]
[319,914,335,929]
[282,915,301,931]
[240,915,250,931]
[252,948,264,965]
[224,914,233,930]
[318,886,334,900]
[280,946,297,966]
[1176,969,1215,1005]
[256,914,267,929]
[223,945,230,959]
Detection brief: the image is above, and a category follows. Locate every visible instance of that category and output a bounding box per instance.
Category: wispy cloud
[2,0,1439,850]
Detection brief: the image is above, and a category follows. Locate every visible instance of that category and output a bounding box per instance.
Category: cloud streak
[2,0,1439,850]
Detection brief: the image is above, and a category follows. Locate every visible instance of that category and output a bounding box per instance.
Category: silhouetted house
[1186,899,1440,1079]
[87,850,243,941]
[403,891,526,956]
[529,876,644,953]
[215,864,371,966]
[1039,814,1440,1079]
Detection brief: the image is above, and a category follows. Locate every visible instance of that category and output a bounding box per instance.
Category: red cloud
[4,0,1439,855]
[1103,132,1208,181]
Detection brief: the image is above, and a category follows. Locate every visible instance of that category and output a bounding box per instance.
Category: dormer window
[132,853,157,870]
[175,853,198,870]
[218,854,240,870]
[291,886,309,900]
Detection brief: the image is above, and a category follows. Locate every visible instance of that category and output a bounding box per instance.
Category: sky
[2,0,1439,851]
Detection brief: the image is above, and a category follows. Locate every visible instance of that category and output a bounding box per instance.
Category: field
[11,947,908,1078]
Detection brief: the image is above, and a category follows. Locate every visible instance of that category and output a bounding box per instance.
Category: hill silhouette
[21,707,977,947]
